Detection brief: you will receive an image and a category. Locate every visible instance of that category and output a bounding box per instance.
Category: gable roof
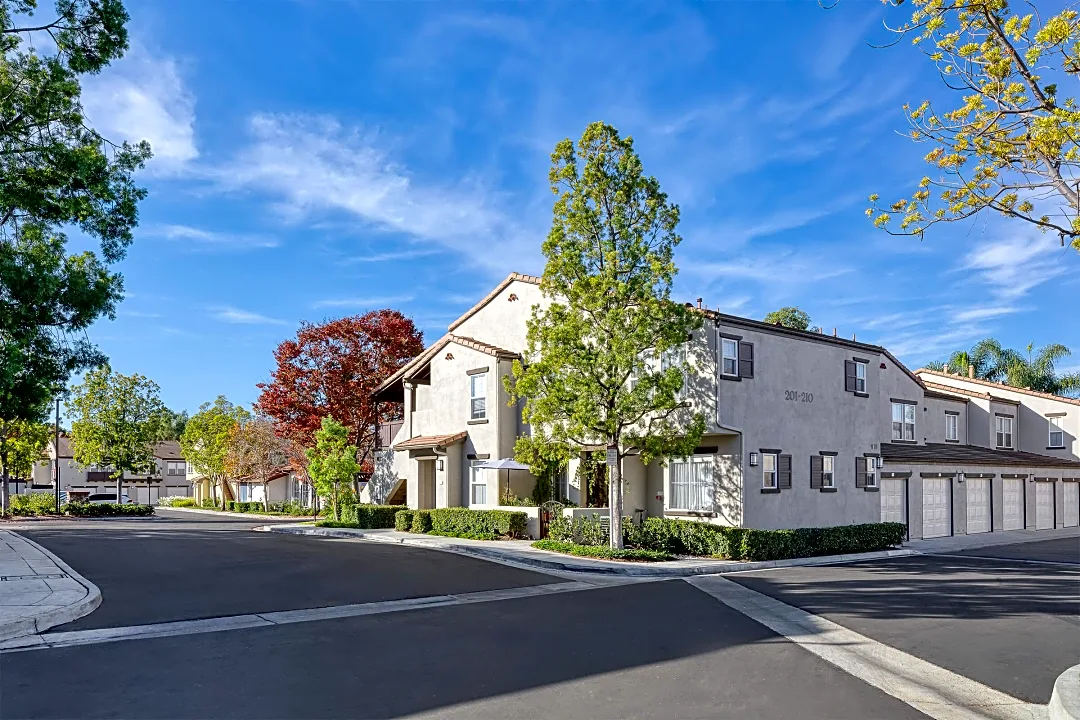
[372,334,520,402]
[915,369,1080,407]
[882,442,1080,469]
[446,272,541,332]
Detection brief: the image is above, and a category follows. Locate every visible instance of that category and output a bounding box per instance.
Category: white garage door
[922,477,951,539]
[1065,483,1079,528]
[1002,479,1024,531]
[966,478,990,534]
[881,478,906,525]
[1036,482,1055,530]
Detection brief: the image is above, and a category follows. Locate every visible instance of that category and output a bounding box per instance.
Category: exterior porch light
[749,452,759,467]
[437,459,444,471]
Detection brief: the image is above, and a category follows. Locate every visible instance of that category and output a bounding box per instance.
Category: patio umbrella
[474,458,531,503]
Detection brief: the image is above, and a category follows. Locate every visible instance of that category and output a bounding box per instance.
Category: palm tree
[936,339,1080,398]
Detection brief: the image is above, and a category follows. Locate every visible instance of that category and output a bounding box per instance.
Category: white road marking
[686,575,1047,720]
[0,581,601,653]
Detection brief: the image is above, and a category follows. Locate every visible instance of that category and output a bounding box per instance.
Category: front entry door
[418,460,436,509]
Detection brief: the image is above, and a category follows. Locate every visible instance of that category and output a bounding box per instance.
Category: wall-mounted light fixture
[749,452,759,467]
[437,459,444,471]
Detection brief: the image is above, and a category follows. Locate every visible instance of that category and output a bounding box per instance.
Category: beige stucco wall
[452,279,546,351]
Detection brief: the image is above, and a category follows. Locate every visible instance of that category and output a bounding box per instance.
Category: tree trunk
[263,481,269,513]
[1,466,9,516]
[608,451,624,549]
[115,473,123,504]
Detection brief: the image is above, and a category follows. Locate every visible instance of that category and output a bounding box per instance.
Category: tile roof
[923,382,987,400]
[373,334,520,399]
[915,369,1080,406]
[447,272,541,332]
[393,431,468,450]
[881,442,1080,469]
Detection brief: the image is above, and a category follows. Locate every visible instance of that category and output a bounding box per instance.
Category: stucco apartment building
[372,272,1080,540]
[31,437,193,503]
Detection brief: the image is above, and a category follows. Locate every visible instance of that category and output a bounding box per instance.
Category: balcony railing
[377,420,404,449]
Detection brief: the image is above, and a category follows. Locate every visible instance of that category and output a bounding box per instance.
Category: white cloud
[312,295,415,309]
[81,46,197,173]
[958,232,1068,300]
[950,306,1019,323]
[145,224,279,250]
[215,114,537,274]
[341,248,444,264]
[210,306,289,326]
[120,309,162,319]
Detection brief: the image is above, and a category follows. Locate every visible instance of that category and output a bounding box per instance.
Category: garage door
[922,477,951,539]
[881,478,906,525]
[966,478,990,534]
[1002,479,1024,530]
[1036,482,1055,530]
[1065,483,1079,528]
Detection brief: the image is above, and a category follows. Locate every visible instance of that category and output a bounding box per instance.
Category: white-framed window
[855,362,867,393]
[865,456,878,487]
[661,344,687,397]
[1049,416,1065,448]
[891,402,915,441]
[762,453,778,489]
[167,461,185,476]
[554,465,569,502]
[721,338,739,377]
[945,413,958,442]
[822,455,835,488]
[238,483,251,502]
[996,415,1014,449]
[469,461,487,505]
[668,455,714,511]
[469,373,487,420]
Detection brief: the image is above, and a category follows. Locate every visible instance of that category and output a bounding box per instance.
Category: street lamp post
[54,396,61,513]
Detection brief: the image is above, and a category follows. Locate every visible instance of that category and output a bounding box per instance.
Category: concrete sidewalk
[0,530,100,641]
[257,525,919,577]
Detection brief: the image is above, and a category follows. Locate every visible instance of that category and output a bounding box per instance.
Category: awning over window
[393,431,468,451]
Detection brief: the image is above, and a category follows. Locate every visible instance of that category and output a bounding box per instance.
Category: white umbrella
[474,458,531,504]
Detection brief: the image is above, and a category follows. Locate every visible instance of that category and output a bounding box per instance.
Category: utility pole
[54,396,61,513]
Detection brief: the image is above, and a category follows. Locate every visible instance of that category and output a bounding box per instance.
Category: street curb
[0,532,102,642]
[156,507,317,522]
[1051,664,1080,720]
[257,524,917,577]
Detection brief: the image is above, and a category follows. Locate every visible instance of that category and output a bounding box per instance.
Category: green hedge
[395,509,414,531]
[227,501,264,513]
[63,503,155,517]
[429,508,527,539]
[533,539,673,562]
[159,497,196,508]
[624,518,905,561]
[9,493,59,516]
[354,505,406,529]
[410,509,433,534]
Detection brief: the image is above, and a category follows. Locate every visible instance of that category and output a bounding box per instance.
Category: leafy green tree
[160,409,188,441]
[867,0,1080,252]
[0,0,150,481]
[763,307,812,331]
[180,396,250,510]
[0,418,50,511]
[67,366,167,501]
[224,414,287,512]
[936,338,1080,396]
[507,122,706,549]
[513,433,573,505]
[305,416,359,522]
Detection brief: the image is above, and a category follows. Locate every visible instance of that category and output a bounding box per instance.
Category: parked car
[85,492,131,505]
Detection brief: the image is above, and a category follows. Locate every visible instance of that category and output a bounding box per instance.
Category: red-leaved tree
[256,310,424,475]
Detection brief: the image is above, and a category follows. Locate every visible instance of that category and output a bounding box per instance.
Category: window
[996,415,1014,449]
[469,373,487,420]
[554,465,569,502]
[1049,416,1065,448]
[762,453,778,489]
[865,457,878,488]
[891,402,915,441]
[668,456,714,511]
[945,413,959,442]
[167,461,185,476]
[721,338,738,377]
[662,344,687,397]
[469,461,487,505]
[822,455,835,488]
[855,362,867,393]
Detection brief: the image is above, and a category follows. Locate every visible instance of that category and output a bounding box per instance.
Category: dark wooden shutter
[738,342,754,378]
[855,457,867,488]
[845,360,857,393]
[778,454,792,489]
[810,455,823,489]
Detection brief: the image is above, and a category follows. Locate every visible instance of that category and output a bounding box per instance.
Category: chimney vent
[833,328,838,337]
[968,364,975,379]
[944,363,949,374]
[696,298,702,309]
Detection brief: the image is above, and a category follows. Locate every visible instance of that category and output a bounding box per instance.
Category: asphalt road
[949,535,1080,564]
[730,551,1080,703]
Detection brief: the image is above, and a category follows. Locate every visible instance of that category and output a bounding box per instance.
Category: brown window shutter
[778,454,792,489]
[810,455,823,489]
[855,456,867,488]
[738,342,754,378]
[844,360,857,393]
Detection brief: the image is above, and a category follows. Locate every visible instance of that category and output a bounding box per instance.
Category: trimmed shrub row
[623,517,905,561]
[8,493,60,516]
[158,496,197,508]
[226,501,265,513]
[63,502,155,517]
[532,539,673,562]
[314,505,406,530]
[392,508,527,540]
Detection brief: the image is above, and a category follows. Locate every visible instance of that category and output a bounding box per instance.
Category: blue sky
[67,0,1079,414]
